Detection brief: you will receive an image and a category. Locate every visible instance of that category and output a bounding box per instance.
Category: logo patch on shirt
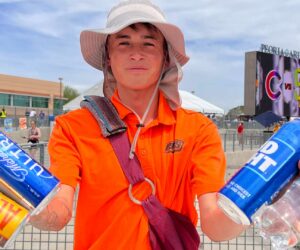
[165,140,184,153]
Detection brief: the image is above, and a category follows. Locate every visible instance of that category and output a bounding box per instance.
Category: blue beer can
[218,119,300,225]
[0,132,60,215]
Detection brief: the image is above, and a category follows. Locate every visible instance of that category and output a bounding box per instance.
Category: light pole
[58,77,63,111]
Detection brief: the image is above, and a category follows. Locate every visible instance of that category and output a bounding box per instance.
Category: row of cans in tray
[0,131,60,248]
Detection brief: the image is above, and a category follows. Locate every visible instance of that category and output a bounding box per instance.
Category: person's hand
[30,184,74,231]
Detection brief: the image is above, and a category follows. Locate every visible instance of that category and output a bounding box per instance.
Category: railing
[220,130,273,152]
[9,207,273,250]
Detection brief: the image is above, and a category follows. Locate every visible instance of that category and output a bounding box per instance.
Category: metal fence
[8,207,273,250]
[1,143,279,250]
[1,116,266,132]
[220,130,273,152]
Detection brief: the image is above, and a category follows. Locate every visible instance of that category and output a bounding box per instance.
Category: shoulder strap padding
[80,95,126,137]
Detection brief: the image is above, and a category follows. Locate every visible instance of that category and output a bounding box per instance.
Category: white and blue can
[0,132,60,215]
[218,119,300,225]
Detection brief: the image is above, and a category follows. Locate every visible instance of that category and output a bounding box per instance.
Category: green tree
[64,85,80,104]
[226,105,244,120]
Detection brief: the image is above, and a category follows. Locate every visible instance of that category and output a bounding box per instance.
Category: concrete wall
[225,150,256,169]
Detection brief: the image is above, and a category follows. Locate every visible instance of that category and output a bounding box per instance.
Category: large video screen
[245,51,300,117]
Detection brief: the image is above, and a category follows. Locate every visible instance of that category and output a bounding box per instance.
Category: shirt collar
[111,90,176,126]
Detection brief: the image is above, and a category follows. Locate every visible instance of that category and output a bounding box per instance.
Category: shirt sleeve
[190,121,226,197]
[48,116,82,189]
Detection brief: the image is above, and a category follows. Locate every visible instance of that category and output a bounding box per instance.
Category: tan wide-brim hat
[80,0,190,110]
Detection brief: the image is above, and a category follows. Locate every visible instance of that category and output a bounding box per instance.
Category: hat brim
[80,18,189,71]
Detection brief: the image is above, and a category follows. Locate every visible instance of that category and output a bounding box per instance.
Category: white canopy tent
[64,83,224,115]
[63,83,103,111]
[179,90,224,115]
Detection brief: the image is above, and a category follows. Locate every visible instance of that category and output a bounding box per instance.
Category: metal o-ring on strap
[128,177,156,205]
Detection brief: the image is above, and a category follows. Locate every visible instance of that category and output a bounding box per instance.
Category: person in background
[273,122,281,133]
[38,110,45,127]
[237,122,244,145]
[29,0,247,249]
[29,109,37,119]
[27,120,41,159]
[0,107,6,127]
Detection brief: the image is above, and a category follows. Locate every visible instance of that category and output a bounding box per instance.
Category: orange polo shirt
[48,92,226,250]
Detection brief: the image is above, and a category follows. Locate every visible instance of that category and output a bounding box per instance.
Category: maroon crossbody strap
[109,132,145,184]
[109,131,200,250]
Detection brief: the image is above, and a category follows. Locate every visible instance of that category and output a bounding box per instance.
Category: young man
[30,0,247,249]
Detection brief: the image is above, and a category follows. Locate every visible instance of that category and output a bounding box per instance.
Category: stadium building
[0,73,64,116]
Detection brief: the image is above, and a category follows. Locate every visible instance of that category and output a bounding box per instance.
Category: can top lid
[218,193,251,225]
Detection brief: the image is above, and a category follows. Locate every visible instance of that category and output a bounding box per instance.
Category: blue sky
[0,0,299,112]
